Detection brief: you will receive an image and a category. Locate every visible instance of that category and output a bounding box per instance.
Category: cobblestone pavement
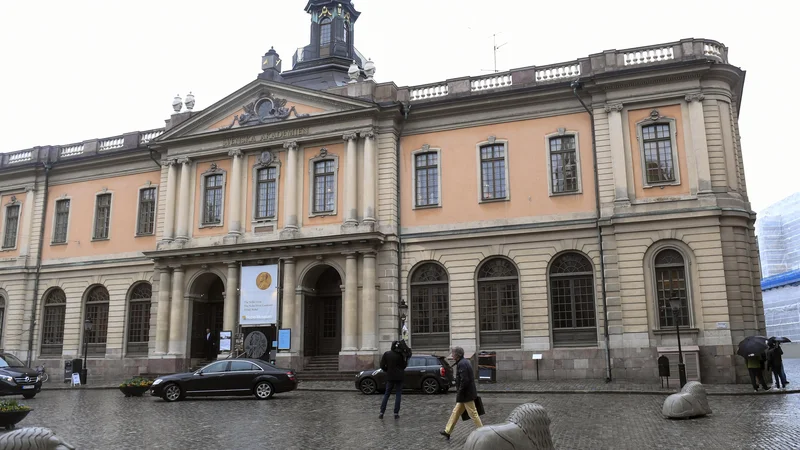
[8,383,800,449]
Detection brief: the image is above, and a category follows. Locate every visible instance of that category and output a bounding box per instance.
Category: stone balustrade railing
[400,38,728,102]
[1,128,166,169]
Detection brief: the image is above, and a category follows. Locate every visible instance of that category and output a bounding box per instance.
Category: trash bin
[71,358,84,384]
[477,351,496,383]
[63,360,73,383]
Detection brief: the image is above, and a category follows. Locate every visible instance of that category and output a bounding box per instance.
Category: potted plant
[0,399,32,430]
[118,377,153,397]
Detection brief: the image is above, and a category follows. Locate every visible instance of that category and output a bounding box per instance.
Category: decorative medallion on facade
[648,109,662,121]
[221,91,310,130]
[258,150,274,166]
[317,147,329,158]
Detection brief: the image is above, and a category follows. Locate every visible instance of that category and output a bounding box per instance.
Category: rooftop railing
[400,38,728,102]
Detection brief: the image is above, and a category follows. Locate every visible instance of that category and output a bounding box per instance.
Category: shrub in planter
[118,377,153,397]
[0,399,32,430]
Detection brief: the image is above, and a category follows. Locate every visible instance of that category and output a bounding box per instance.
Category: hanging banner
[240,265,279,326]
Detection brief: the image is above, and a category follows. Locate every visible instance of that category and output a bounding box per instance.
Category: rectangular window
[480,144,507,200]
[93,193,112,239]
[313,160,335,213]
[549,136,578,194]
[415,152,439,207]
[2,204,20,249]
[137,188,156,235]
[203,174,223,224]
[53,199,70,244]
[255,167,277,219]
[642,123,675,184]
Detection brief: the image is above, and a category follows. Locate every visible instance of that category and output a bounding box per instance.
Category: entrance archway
[303,265,342,356]
[189,273,225,359]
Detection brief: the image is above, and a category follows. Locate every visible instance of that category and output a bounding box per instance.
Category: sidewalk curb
[295,386,800,396]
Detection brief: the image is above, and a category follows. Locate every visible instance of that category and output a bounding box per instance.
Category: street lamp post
[82,318,93,385]
[669,297,687,388]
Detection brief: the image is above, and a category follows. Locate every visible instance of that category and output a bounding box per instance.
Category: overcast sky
[1,0,796,212]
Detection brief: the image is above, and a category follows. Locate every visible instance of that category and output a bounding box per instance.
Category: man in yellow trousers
[440,347,482,440]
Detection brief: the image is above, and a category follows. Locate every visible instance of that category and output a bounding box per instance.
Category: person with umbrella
[738,336,770,392]
[768,337,790,389]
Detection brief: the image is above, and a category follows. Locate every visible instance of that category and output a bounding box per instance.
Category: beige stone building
[0,1,762,383]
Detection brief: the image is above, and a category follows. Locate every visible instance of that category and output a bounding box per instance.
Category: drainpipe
[27,160,52,366]
[396,103,409,339]
[571,80,612,383]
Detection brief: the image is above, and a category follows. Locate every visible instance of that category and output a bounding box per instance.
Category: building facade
[0,1,763,383]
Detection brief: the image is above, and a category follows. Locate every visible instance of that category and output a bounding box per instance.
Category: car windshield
[0,354,25,368]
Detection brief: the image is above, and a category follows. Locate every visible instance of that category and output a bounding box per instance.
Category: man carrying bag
[440,347,483,440]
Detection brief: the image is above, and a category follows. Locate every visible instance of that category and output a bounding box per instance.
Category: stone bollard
[662,381,712,419]
[464,403,555,450]
[0,427,75,450]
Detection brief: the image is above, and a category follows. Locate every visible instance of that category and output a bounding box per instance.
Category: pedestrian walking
[746,353,769,392]
[767,338,788,390]
[204,328,216,361]
[440,347,482,440]
[379,341,407,419]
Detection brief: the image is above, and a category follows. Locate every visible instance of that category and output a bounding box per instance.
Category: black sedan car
[0,353,42,399]
[356,354,454,395]
[151,359,297,402]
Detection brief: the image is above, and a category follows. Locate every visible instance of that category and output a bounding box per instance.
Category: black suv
[355,354,454,395]
[0,353,42,399]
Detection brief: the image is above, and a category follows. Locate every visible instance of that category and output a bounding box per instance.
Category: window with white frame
[52,199,70,244]
[548,135,579,194]
[137,187,156,236]
[2,203,20,249]
[479,142,508,201]
[313,160,336,214]
[255,167,278,220]
[93,193,112,240]
[203,174,224,225]
[414,150,440,207]
[637,114,680,186]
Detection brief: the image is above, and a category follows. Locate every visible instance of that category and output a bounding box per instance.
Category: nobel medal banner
[240,265,279,326]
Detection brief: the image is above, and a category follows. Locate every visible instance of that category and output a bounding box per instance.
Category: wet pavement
[7,386,800,449]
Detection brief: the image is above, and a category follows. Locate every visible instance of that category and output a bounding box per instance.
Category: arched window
[654,249,690,328]
[0,294,5,348]
[127,283,152,355]
[410,263,449,349]
[549,253,597,347]
[342,21,349,47]
[84,286,110,356]
[319,18,332,56]
[41,289,66,356]
[477,258,520,347]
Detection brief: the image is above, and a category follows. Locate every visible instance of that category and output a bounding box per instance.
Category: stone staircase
[296,355,358,382]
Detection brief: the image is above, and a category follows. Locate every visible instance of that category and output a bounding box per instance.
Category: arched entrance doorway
[189,273,225,359]
[303,265,342,356]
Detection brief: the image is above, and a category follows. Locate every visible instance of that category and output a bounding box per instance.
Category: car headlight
[0,375,14,383]
[36,376,41,382]
[152,379,163,386]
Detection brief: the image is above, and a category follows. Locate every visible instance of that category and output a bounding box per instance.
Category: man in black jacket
[379,341,407,419]
[440,346,482,440]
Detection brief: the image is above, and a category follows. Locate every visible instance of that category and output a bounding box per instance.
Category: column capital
[685,93,705,103]
[176,157,190,165]
[282,257,295,264]
[362,251,377,259]
[24,185,35,193]
[343,132,358,141]
[158,267,172,274]
[604,103,624,113]
[170,265,184,272]
[164,158,178,167]
[283,140,298,150]
[226,262,239,269]
[227,148,243,158]
[360,128,375,139]
[343,251,358,259]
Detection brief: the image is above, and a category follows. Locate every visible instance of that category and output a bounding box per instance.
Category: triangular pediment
[158,79,375,141]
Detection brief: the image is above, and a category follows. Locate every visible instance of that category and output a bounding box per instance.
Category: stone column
[342,253,359,351]
[168,267,185,355]
[162,159,179,242]
[17,187,36,257]
[685,93,712,194]
[604,103,630,204]
[362,130,376,226]
[227,149,244,239]
[175,158,192,241]
[283,141,299,231]
[281,258,296,332]
[343,133,359,226]
[224,263,239,332]
[360,251,377,351]
[154,268,172,354]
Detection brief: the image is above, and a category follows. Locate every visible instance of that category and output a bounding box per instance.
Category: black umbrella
[770,336,792,343]
[737,336,769,357]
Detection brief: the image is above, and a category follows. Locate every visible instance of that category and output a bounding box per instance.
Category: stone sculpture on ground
[464,403,555,450]
[662,381,713,419]
[0,427,75,450]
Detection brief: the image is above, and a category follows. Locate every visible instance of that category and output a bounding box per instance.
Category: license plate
[22,385,34,390]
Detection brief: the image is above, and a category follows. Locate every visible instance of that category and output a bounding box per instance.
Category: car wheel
[422,377,440,395]
[162,383,182,402]
[254,381,274,400]
[359,378,377,395]
[22,393,36,399]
